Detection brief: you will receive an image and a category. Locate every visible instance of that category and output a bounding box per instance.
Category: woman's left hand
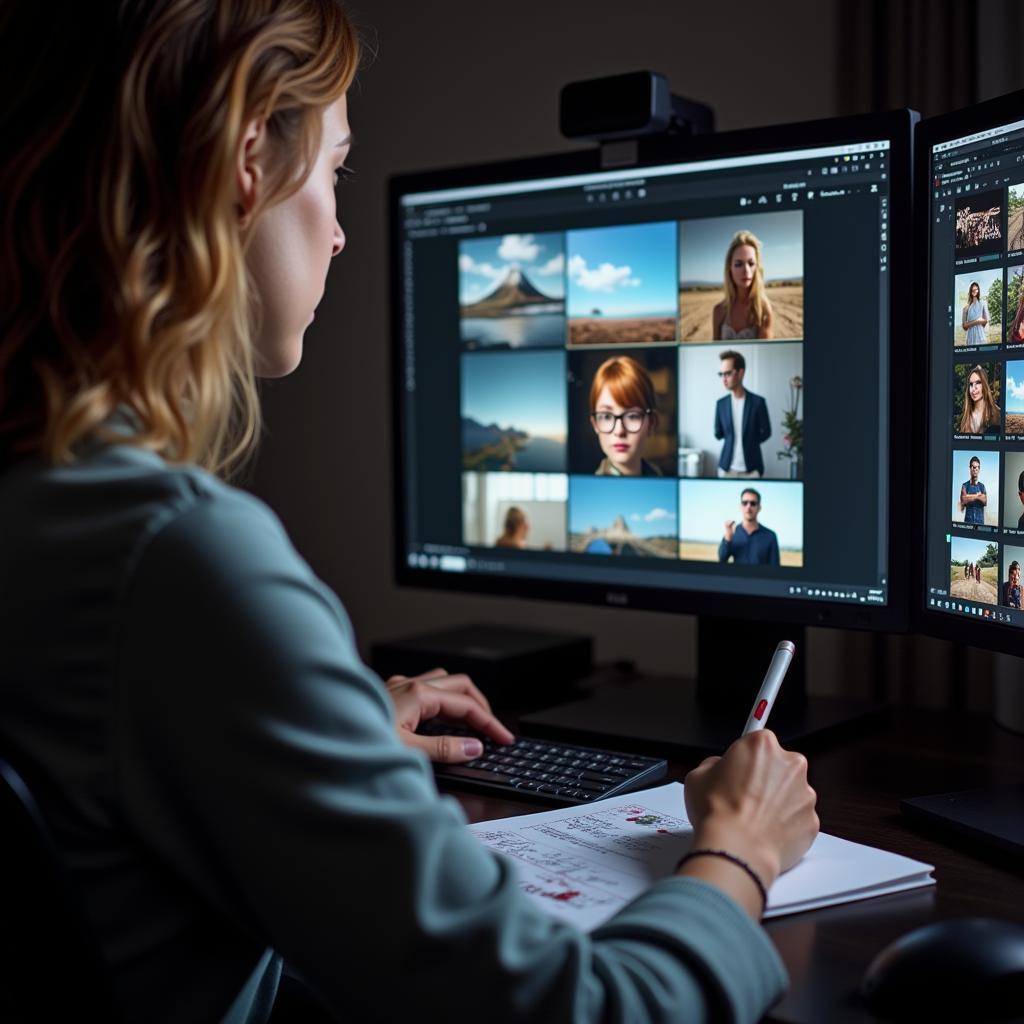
[385,668,515,763]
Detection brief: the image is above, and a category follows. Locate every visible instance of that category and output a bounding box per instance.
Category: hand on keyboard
[384,667,515,763]
[418,720,668,806]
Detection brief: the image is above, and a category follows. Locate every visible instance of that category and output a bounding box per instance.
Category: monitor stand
[519,617,882,757]
[900,786,1024,862]
[900,669,1024,863]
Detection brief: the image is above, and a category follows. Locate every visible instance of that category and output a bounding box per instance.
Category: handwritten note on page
[468,782,934,930]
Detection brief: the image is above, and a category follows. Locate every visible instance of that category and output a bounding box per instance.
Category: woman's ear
[236,116,267,228]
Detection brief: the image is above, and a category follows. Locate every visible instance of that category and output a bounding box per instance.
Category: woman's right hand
[680,730,818,910]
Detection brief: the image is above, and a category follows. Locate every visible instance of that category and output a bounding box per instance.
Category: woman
[590,355,662,476]
[0,3,817,1022]
[957,364,1000,434]
[494,506,529,548]
[713,230,775,340]
[962,281,990,345]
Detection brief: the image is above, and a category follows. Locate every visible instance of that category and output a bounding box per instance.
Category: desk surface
[451,706,1024,1024]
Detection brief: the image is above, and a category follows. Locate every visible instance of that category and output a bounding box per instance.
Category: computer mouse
[861,917,1024,1020]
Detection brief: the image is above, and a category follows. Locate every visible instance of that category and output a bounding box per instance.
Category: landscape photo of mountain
[461,349,567,472]
[459,233,566,350]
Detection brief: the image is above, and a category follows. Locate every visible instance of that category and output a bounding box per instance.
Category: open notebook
[468,782,934,927]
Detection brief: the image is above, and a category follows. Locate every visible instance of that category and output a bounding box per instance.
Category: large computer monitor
[911,90,1024,855]
[389,110,914,750]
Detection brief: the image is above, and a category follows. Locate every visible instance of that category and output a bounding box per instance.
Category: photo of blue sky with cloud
[568,477,678,538]
[1006,359,1024,417]
[566,222,677,319]
[459,233,565,306]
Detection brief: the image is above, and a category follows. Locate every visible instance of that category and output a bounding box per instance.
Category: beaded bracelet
[676,848,768,912]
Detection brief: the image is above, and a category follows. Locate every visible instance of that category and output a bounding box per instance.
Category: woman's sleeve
[113,489,786,1023]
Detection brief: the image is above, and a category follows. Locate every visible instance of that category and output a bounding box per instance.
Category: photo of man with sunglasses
[719,487,780,565]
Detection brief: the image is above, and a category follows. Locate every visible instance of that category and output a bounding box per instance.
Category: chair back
[0,756,118,1020]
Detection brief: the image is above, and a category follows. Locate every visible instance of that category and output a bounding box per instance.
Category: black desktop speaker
[370,624,593,707]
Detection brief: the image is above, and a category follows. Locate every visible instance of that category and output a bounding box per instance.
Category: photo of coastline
[459,233,566,350]
[678,210,804,342]
[461,350,566,472]
[566,221,678,346]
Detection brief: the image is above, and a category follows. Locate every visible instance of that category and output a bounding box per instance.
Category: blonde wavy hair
[723,230,770,332]
[0,0,359,476]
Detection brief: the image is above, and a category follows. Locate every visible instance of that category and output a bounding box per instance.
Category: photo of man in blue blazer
[714,349,771,477]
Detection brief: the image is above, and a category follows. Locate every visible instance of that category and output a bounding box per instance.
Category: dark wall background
[248,0,1024,707]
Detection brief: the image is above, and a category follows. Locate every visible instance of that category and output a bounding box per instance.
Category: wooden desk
[451,707,1024,1023]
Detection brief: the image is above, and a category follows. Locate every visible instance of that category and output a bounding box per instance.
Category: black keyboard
[419,722,668,805]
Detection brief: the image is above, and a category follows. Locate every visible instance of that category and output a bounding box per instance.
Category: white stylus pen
[741,640,796,734]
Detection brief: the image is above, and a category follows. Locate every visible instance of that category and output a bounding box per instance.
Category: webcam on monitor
[559,70,714,143]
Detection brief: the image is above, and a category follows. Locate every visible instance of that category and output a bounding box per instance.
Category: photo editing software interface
[926,114,1024,626]
[396,138,892,607]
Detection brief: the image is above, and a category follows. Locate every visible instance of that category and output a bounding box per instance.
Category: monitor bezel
[913,88,1024,655]
[389,109,915,633]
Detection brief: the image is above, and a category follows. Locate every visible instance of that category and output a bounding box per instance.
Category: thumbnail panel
[954,188,1003,258]
[678,479,803,567]
[954,269,1002,347]
[1006,360,1024,438]
[460,350,567,472]
[567,476,677,557]
[566,221,678,346]
[950,449,1001,529]
[1008,182,1024,256]
[951,361,1002,437]
[462,472,567,551]
[567,348,678,478]
[678,210,804,343]
[949,535,999,606]
[459,233,566,351]
[1005,262,1024,345]
[1002,544,1024,609]
[678,343,803,479]
[1004,450,1024,532]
